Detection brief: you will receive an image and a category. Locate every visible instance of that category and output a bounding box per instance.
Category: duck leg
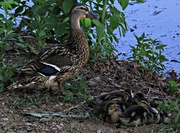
[50,82,63,90]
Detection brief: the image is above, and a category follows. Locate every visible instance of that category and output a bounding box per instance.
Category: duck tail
[7,81,23,90]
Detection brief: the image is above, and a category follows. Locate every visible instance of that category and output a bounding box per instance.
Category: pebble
[1,118,9,121]
[39,118,51,122]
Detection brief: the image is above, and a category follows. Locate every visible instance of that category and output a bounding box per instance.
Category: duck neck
[67,16,89,66]
[70,14,81,30]
[68,15,88,47]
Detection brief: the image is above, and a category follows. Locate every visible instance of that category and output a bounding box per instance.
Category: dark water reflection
[115,0,180,74]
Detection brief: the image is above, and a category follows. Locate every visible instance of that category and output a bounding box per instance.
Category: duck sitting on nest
[7,3,99,90]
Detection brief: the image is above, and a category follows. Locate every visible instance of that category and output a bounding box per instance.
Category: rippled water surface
[115,0,180,74]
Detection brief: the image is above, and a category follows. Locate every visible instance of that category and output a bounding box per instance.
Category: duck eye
[79,7,88,11]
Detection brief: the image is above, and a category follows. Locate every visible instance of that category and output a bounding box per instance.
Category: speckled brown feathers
[7,3,98,90]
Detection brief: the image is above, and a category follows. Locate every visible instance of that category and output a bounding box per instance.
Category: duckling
[105,102,122,124]
[149,101,171,124]
[116,96,161,127]
[158,111,171,124]
[94,101,113,117]
[94,101,122,124]
[116,100,132,113]
[97,89,134,102]
[128,92,145,104]
[117,105,153,127]
[7,3,99,90]
[135,97,159,114]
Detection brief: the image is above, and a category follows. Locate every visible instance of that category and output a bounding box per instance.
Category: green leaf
[137,0,144,3]
[110,15,119,30]
[63,17,69,23]
[4,2,12,11]
[52,5,61,15]
[46,16,59,25]
[62,0,75,14]
[31,5,47,16]
[55,23,68,37]
[118,0,129,10]
[82,18,92,28]
[107,25,113,34]
[155,44,167,50]
[96,24,105,43]
[92,20,101,26]
[15,43,27,48]
[97,0,102,3]
[15,6,23,15]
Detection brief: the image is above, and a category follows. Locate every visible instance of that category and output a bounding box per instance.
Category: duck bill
[86,12,99,20]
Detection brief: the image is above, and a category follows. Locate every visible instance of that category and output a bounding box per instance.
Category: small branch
[22,112,90,119]
[101,0,108,23]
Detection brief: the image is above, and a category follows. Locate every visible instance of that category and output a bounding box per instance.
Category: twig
[22,111,90,119]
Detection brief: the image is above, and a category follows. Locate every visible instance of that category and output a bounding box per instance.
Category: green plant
[158,99,180,124]
[60,74,91,102]
[128,33,168,73]
[89,0,128,62]
[141,125,151,133]
[0,54,17,92]
[0,0,27,52]
[156,126,180,133]
[156,99,180,133]
[167,80,180,94]
[9,94,41,107]
[12,0,132,60]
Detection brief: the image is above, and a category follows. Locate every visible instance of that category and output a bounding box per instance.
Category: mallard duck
[97,89,134,102]
[7,3,99,90]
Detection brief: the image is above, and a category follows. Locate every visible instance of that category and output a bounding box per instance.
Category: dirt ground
[1,54,180,133]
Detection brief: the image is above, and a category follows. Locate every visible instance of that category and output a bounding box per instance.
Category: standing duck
[7,3,99,90]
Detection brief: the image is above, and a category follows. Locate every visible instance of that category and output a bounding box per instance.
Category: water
[115,0,180,74]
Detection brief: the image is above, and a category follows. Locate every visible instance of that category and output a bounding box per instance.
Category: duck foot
[49,84,64,95]
[50,83,63,90]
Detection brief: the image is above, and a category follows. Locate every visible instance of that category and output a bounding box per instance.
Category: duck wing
[19,44,73,77]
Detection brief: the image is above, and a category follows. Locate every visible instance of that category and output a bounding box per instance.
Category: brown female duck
[7,3,98,90]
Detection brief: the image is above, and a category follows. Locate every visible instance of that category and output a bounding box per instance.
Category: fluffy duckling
[105,102,122,124]
[117,105,153,127]
[158,111,171,124]
[116,101,132,113]
[136,97,159,114]
[128,92,145,104]
[149,101,171,124]
[97,89,134,102]
[132,97,172,124]
[117,97,160,127]
[94,101,122,124]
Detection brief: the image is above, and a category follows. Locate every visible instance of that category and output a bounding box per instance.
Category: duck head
[70,3,99,29]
